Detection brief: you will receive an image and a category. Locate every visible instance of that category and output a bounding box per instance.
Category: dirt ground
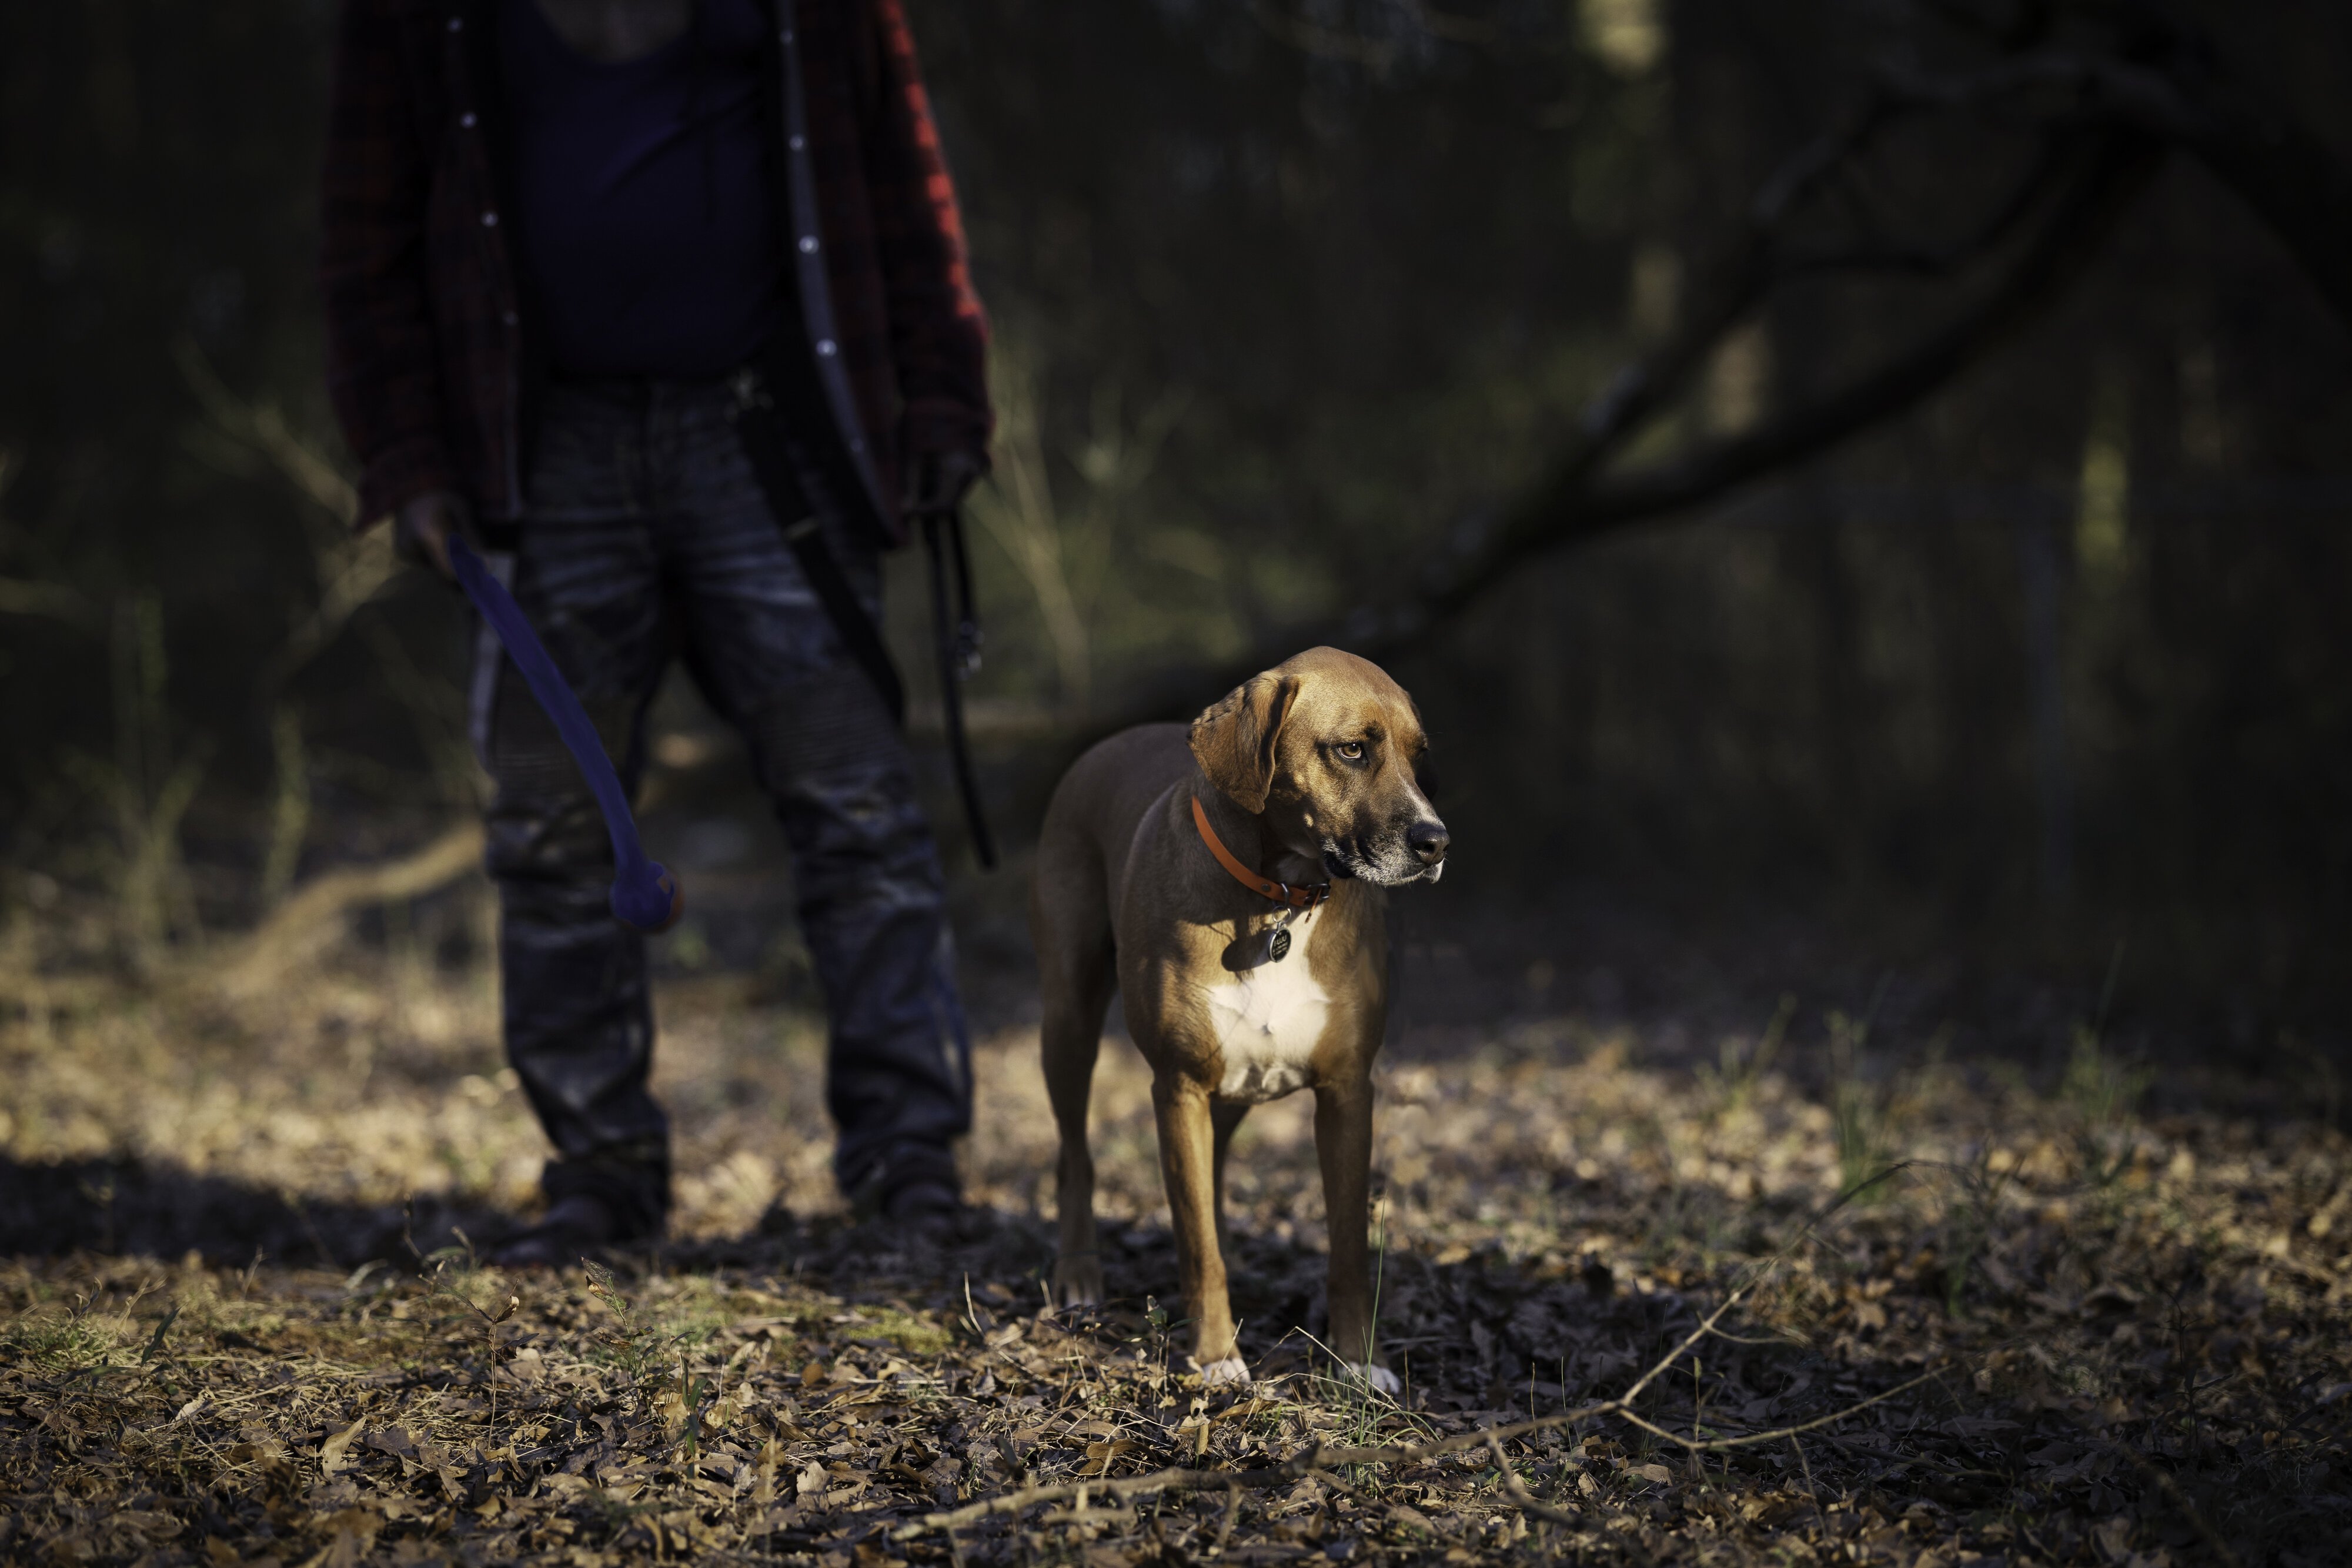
[5,889,2351,1567]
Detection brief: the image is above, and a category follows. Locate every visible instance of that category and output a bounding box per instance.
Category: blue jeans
[472,375,970,1233]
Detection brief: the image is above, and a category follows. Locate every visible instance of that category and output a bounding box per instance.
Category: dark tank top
[500,0,784,377]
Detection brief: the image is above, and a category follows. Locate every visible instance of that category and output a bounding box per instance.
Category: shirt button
[502,310,517,326]
[849,437,866,453]
[481,210,498,226]
[789,134,806,151]
[447,15,462,31]
[816,339,837,356]
[797,236,818,254]
[460,112,477,129]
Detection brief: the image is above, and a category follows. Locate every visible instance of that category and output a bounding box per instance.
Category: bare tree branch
[1068,4,2352,734]
[1863,30,2352,326]
[216,822,485,998]
[1779,133,2076,279]
[1095,129,2153,733]
[1406,135,2159,642]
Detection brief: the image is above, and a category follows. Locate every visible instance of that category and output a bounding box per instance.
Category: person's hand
[393,490,475,579]
[902,446,984,521]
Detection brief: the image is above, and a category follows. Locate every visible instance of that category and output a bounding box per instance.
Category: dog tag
[1221,927,1277,971]
[1220,918,1291,972]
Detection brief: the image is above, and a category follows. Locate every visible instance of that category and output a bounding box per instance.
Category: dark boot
[492,1193,624,1269]
[849,1141,964,1242]
[493,1149,668,1269]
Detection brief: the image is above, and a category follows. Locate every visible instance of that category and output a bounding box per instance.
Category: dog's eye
[1334,741,1365,761]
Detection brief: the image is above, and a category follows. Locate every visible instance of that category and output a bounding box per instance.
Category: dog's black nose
[1408,820,1449,865]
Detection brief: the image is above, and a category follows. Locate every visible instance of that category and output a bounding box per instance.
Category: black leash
[731,381,907,723]
[922,504,997,868]
[731,372,997,869]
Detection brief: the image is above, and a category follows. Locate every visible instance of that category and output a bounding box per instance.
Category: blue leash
[447,535,681,933]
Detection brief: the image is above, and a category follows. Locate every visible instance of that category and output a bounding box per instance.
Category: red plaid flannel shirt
[320,0,990,541]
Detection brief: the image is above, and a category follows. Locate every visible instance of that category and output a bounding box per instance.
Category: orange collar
[1191,795,1329,911]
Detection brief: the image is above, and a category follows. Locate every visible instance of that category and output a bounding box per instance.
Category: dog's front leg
[1315,1072,1398,1394]
[1154,1074,1247,1385]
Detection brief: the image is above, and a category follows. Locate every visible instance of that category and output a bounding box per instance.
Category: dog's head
[1189,646,1449,887]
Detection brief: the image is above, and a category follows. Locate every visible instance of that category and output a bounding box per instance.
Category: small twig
[1485,1433,1578,1527]
[425,1265,518,1425]
[1616,1286,1752,1409]
[1613,1369,1947,1452]
[1790,1434,1829,1538]
[1211,1483,1242,1554]
[1700,1326,1807,1348]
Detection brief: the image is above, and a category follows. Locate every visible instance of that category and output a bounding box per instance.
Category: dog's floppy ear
[1190,671,1302,814]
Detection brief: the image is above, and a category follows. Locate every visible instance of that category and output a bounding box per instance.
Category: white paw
[1347,1362,1402,1396]
[1194,1355,1252,1388]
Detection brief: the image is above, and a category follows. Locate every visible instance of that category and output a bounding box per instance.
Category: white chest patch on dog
[1206,926,1331,1104]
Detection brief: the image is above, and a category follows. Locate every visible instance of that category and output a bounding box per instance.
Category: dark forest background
[6,0,2352,1054]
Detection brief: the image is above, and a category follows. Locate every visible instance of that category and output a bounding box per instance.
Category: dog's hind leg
[1034,840,1115,1309]
[1210,1100,1249,1256]
[1041,963,1112,1307]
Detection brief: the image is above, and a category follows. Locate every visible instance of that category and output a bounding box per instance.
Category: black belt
[729,370,997,870]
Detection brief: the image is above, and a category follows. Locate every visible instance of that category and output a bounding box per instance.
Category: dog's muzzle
[1324,815,1449,887]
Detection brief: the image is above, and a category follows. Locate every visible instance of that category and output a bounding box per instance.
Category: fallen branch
[887,1170,1928,1543]
[1485,1432,1579,1527]
[885,1361,1949,1542]
[886,1279,1954,1542]
[216,821,485,996]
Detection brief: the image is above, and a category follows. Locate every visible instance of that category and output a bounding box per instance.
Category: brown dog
[1031,647,1448,1388]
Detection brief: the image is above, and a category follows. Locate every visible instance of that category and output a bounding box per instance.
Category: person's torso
[498,0,784,380]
